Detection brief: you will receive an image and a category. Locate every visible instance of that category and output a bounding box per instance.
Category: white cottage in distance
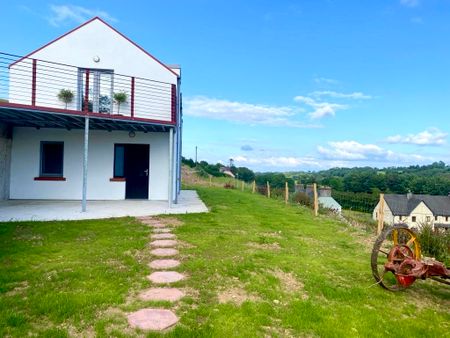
[0,17,182,210]
[373,193,450,229]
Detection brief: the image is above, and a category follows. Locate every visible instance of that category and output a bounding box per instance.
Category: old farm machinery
[371,224,449,291]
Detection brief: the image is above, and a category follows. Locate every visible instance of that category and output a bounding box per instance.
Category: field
[0,185,449,337]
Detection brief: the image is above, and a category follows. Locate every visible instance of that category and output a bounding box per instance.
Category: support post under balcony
[82,117,89,212]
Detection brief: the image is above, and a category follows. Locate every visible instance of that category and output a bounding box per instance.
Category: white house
[373,193,450,229]
[0,17,182,210]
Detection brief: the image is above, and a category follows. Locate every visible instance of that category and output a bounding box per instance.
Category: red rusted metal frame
[384,245,450,287]
[171,84,177,124]
[84,69,90,113]
[130,77,135,118]
[31,59,37,106]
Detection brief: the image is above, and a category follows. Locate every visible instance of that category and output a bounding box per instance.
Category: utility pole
[195,146,198,164]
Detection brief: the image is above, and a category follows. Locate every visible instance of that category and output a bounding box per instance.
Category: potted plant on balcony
[57,89,74,109]
[113,91,127,114]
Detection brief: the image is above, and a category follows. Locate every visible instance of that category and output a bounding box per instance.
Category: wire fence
[0,51,176,122]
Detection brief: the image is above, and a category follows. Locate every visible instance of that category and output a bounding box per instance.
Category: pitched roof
[318,197,341,211]
[10,17,179,78]
[384,194,450,216]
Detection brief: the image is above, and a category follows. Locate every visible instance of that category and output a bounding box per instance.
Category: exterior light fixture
[129,131,136,138]
[93,55,100,63]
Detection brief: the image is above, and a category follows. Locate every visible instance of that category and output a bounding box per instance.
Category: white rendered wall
[10,127,169,200]
[9,18,177,121]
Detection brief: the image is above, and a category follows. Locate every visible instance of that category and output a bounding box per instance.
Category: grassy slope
[171,187,449,337]
[0,187,448,337]
[0,218,151,337]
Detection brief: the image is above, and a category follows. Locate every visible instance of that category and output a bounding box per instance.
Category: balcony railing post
[131,77,135,118]
[31,59,37,106]
[84,69,90,113]
[171,84,176,124]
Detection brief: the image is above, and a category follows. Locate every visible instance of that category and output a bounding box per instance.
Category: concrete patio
[0,190,208,222]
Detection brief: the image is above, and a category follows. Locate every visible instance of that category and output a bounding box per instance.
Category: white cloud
[400,0,419,7]
[294,96,348,119]
[310,91,372,100]
[386,128,447,146]
[318,140,431,163]
[234,155,322,168]
[184,96,317,128]
[47,4,117,27]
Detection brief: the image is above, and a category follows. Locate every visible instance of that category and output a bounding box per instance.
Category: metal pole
[195,146,198,164]
[168,128,174,208]
[82,117,89,212]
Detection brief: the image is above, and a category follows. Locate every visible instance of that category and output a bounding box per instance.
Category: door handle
[144,169,149,176]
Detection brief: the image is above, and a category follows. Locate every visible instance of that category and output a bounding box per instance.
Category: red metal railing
[0,52,177,124]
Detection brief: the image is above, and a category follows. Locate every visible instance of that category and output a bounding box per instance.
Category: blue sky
[1,0,450,172]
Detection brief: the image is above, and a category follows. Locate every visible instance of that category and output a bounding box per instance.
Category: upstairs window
[435,216,438,221]
[40,142,64,177]
[412,216,416,222]
[426,216,431,222]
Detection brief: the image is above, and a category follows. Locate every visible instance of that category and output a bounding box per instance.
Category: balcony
[0,52,177,131]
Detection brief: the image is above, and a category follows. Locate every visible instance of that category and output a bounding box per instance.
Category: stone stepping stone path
[151,248,179,257]
[127,308,178,331]
[149,259,180,270]
[138,288,185,302]
[153,228,172,233]
[151,233,176,240]
[127,216,189,332]
[150,239,178,247]
[147,271,185,284]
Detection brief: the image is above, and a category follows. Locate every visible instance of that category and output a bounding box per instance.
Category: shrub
[417,222,449,264]
[292,192,312,207]
[113,91,128,114]
[57,89,74,109]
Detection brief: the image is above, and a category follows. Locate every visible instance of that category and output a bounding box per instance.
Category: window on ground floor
[435,216,438,221]
[40,142,64,177]
[114,144,125,177]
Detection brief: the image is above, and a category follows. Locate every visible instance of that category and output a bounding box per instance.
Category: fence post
[84,69,90,113]
[252,180,256,194]
[377,193,385,235]
[285,181,289,204]
[31,59,37,106]
[241,181,244,191]
[209,175,212,187]
[267,181,270,198]
[313,183,319,216]
[130,77,135,118]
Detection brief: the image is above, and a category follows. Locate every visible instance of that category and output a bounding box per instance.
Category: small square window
[412,216,417,222]
[40,142,64,177]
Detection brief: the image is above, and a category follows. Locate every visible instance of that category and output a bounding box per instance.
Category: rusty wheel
[371,225,421,291]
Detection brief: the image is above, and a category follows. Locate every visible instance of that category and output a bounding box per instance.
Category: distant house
[372,193,450,229]
[295,185,342,214]
[0,17,182,210]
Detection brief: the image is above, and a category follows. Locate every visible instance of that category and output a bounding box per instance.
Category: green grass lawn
[1,187,449,337]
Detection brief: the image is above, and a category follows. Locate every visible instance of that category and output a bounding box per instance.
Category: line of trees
[289,161,450,196]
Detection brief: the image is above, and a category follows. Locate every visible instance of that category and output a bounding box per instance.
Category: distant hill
[287,161,450,196]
